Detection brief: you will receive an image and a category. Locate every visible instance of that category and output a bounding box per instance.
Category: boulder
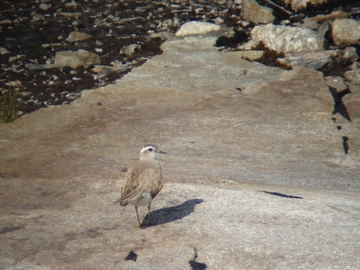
[332,19,360,46]
[241,0,276,24]
[240,24,324,53]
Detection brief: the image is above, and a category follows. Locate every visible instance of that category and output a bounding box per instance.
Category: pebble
[175,21,221,37]
[0,47,10,55]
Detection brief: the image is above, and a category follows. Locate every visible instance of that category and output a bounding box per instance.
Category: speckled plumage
[115,145,164,226]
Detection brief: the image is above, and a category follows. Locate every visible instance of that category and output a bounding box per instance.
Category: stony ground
[1,32,359,269]
[1,0,360,117]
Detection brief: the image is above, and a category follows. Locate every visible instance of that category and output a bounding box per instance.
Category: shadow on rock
[141,198,204,228]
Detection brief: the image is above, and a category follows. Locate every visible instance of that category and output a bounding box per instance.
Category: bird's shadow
[141,198,204,228]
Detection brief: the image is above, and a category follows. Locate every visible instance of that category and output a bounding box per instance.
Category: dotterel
[115,144,165,226]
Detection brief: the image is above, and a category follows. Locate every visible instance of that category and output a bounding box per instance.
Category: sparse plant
[0,89,18,123]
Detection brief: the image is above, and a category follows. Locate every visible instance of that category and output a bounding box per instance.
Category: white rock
[240,24,324,53]
[332,19,360,46]
[175,21,221,37]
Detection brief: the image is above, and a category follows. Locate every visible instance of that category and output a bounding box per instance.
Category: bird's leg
[135,206,141,226]
[147,202,151,224]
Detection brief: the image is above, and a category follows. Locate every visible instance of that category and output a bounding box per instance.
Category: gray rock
[277,50,338,69]
[344,69,360,84]
[54,49,101,68]
[120,44,142,55]
[241,0,275,24]
[332,19,360,46]
[342,46,359,62]
[303,10,348,24]
[92,61,131,78]
[25,50,102,70]
[230,50,264,61]
[240,24,324,53]
[325,76,348,92]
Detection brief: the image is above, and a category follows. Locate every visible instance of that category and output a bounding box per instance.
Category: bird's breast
[128,192,153,206]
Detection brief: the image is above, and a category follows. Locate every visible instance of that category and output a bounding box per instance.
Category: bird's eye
[148,148,153,152]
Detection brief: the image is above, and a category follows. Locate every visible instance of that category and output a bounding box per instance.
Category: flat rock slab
[1,34,360,268]
[1,183,359,269]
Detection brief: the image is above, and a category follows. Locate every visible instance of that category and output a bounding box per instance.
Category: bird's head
[139,144,166,160]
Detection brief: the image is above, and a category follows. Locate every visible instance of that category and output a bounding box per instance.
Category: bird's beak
[158,150,167,154]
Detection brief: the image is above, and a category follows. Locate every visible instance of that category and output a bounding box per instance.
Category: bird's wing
[116,162,163,205]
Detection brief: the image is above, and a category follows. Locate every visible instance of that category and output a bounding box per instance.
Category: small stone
[342,47,359,62]
[0,47,10,55]
[214,17,224,25]
[54,49,101,68]
[332,19,360,46]
[304,10,348,23]
[65,0,78,8]
[344,69,360,84]
[120,44,141,56]
[66,31,92,42]
[59,12,82,18]
[288,0,330,12]
[39,3,52,10]
[32,14,45,21]
[175,21,221,37]
[277,50,338,69]
[241,0,275,24]
[0,19,12,25]
[6,80,22,87]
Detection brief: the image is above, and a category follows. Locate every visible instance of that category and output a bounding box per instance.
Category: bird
[115,144,165,226]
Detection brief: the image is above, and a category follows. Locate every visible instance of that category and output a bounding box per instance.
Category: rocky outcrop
[1,31,360,268]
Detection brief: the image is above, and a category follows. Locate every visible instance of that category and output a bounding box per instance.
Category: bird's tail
[114,198,128,206]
